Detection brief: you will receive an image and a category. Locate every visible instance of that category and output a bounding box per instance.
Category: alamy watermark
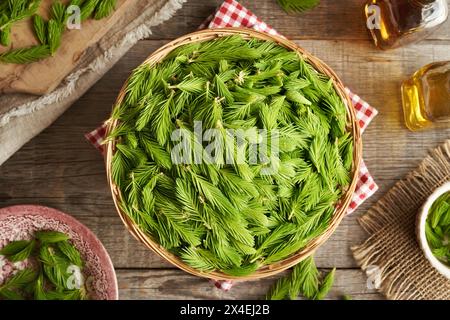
[66,265,85,290]
[171,121,280,175]
[366,5,382,30]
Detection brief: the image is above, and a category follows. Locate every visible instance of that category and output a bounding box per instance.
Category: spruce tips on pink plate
[0,205,118,300]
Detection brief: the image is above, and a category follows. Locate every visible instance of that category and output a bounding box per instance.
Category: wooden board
[0,0,176,166]
[0,0,136,95]
[1,0,450,299]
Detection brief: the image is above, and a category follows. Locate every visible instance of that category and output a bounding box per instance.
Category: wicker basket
[105,28,362,281]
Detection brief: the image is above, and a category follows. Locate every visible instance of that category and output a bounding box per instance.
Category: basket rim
[104,27,362,281]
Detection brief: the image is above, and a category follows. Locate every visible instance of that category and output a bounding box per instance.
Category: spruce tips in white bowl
[417,182,450,280]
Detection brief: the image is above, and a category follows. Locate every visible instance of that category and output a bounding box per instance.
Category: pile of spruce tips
[108,35,354,277]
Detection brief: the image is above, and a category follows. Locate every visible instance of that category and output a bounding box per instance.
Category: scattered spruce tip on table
[0,230,87,300]
[106,34,355,278]
[426,192,450,265]
[0,0,117,64]
[266,256,336,300]
[276,0,320,13]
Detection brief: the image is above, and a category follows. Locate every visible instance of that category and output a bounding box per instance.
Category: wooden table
[1,0,449,300]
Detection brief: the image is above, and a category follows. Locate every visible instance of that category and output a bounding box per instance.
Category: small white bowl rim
[417,182,450,280]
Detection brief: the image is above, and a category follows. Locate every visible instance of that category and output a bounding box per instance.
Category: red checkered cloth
[85,0,379,292]
[203,0,280,36]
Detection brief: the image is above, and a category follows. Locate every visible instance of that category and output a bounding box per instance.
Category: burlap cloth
[352,141,450,300]
[0,0,187,166]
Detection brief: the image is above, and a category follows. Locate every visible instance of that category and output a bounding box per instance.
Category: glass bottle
[402,61,450,131]
[365,0,449,49]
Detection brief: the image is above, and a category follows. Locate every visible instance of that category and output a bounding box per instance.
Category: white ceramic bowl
[416,182,450,280]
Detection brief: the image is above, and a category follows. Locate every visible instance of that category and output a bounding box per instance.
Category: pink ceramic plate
[0,205,118,300]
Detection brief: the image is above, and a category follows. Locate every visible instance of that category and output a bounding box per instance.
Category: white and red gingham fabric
[85,0,379,291]
[205,0,279,36]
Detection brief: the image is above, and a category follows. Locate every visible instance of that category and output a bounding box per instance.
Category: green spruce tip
[0,239,36,262]
[35,230,70,243]
[109,35,353,277]
[94,0,117,20]
[0,0,118,64]
[48,19,63,55]
[51,1,67,26]
[0,268,38,300]
[0,25,11,46]
[33,14,47,45]
[0,240,31,255]
[0,230,87,300]
[314,267,336,300]
[266,277,290,300]
[80,0,101,21]
[290,256,319,299]
[0,0,42,31]
[0,0,42,47]
[276,0,320,13]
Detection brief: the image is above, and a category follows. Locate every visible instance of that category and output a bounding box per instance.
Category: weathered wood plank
[2,39,449,202]
[148,0,450,41]
[116,268,382,300]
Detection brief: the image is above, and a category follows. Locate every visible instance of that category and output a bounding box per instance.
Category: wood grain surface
[1,0,450,300]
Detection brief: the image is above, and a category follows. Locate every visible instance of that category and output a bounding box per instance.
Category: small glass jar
[365,0,449,49]
[402,61,450,131]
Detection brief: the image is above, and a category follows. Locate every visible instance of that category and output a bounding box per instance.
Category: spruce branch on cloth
[0,0,188,166]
